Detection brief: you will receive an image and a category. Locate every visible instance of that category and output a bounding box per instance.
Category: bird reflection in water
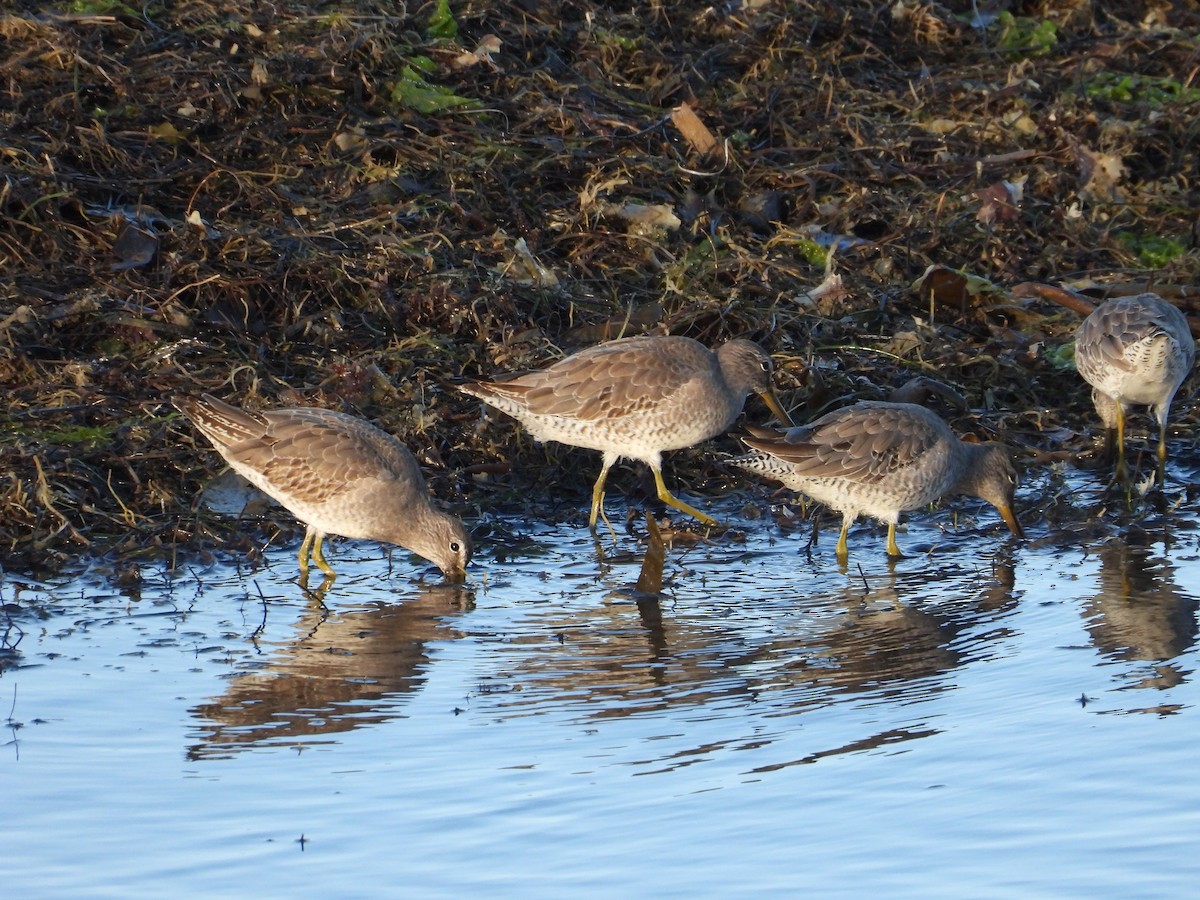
[187,583,474,759]
[1083,536,1197,696]
[474,546,1020,773]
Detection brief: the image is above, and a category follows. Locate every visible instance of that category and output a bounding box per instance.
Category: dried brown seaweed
[1,1,1198,571]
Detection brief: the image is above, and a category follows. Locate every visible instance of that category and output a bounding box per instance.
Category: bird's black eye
[450,541,461,553]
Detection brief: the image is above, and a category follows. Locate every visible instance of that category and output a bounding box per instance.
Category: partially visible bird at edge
[459,334,794,532]
[1074,293,1195,483]
[175,394,472,582]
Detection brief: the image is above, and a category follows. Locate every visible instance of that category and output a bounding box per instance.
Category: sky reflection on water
[3,488,1200,897]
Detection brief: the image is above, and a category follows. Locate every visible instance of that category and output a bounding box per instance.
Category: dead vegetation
[1,0,1198,573]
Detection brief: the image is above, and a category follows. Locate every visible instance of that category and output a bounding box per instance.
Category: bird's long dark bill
[999,505,1024,538]
[759,389,795,428]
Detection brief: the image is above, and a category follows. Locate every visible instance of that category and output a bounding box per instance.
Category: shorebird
[1075,293,1195,480]
[460,334,793,530]
[175,394,471,580]
[734,401,1022,562]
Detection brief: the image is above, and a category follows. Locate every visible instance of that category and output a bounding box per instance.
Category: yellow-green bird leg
[588,459,615,533]
[311,533,334,575]
[652,468,716,526]
[886,522,902,558]
[835,519,851,564]
[298,528,314,577]
[298,527,335,577]
[1115,404,1128,483]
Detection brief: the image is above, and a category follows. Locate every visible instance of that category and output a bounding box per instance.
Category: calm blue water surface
[3,476,1200,898]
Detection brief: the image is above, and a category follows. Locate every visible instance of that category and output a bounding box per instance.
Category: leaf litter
[1,0,1198,575]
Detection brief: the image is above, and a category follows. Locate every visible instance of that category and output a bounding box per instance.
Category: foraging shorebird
[1074,293,1195,480]
[176,394,471,580]
[734,401,1022,562]
[460,335,793,530]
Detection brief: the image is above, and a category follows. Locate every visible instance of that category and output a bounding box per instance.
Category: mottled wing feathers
[174,393,268,447]
[1077,294,1195,379]
[1076,304,1143,376]
[741,402,945,483]
[177,395,423,506]
[256,410,416,506]
[465,336,708,421]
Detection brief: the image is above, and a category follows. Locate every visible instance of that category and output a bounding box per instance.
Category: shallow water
[4,468,1200,898]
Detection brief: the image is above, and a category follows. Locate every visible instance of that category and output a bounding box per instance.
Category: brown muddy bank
[1,1,1197,573]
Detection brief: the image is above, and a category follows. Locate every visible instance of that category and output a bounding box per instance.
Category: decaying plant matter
[1,1,1197,573]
